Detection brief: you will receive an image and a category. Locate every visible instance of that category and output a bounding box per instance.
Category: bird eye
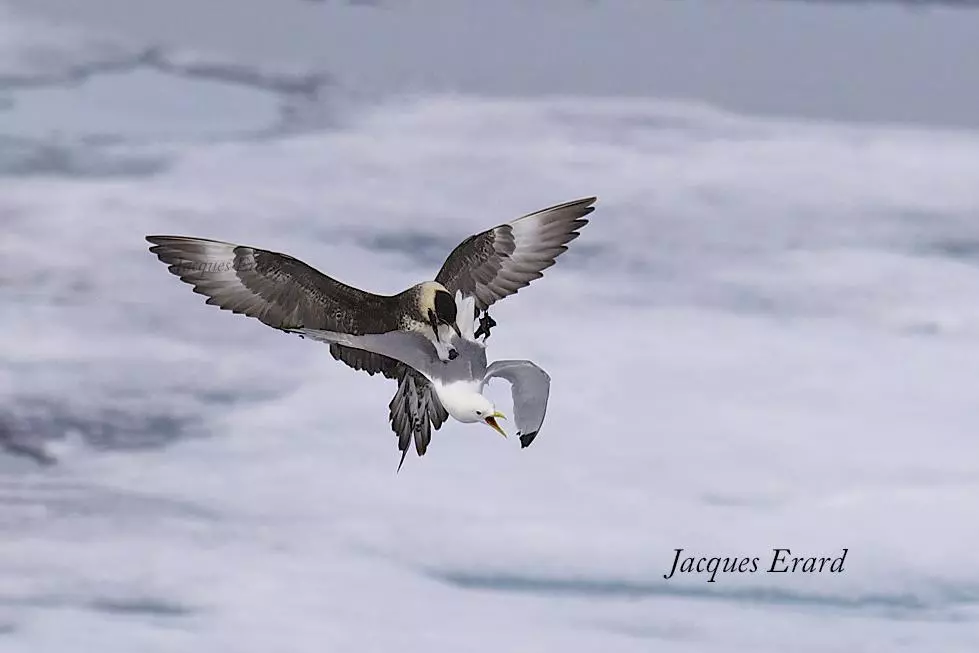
[476,410,482,416]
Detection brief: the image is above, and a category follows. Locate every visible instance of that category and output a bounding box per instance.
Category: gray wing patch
[146,235,394,334]
[435,197,597,312]
[329,344,448,470]
[482,359,551,449]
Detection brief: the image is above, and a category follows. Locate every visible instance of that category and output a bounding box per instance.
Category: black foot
[474,311,496,340]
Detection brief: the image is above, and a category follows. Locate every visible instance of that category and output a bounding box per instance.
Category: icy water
[3,2,979,651]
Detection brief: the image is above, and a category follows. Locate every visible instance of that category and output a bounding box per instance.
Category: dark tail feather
[397,445,410,473]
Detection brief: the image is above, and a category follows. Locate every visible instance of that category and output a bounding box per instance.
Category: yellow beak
[484,411,507,438]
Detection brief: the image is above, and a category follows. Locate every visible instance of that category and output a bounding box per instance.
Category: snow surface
[3,2,979,651]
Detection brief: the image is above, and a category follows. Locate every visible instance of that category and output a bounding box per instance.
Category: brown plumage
[145,236,447,335]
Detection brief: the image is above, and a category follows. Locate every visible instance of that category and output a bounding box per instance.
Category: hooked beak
[484,411,507,438]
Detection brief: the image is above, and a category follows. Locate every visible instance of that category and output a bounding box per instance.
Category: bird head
[457,395,507,437]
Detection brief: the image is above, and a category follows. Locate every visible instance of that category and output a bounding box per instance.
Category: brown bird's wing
[146,235,395,334]
[435,197,597,312]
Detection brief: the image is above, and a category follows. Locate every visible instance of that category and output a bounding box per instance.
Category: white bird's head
[450,393,507,437]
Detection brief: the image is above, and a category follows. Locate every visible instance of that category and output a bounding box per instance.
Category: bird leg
[474,310,496,340]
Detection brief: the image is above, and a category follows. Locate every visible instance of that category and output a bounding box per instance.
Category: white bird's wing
[481,360,551,448]
[294,328,441,377]
[435,197,597,313]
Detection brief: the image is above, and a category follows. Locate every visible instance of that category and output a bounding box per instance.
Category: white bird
[298,292,551,471]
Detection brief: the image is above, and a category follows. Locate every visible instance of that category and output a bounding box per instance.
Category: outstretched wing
[146,236,390,334]
[435,197,597,312]
[328,344,448,470]
[481,360,551,449]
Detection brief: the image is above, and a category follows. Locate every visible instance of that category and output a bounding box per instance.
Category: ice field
[3,1,979,650]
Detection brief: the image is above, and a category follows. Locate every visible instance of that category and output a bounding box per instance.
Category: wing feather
[436,197,597,312]
[388,363,449,471]
[328,344,449,469]
[146,235,396,334]
[481,360,551,449]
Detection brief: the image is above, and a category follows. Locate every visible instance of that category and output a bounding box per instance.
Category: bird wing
[481,360,551,449]
[434,197,596,312]
[328,344,448,471]
[388,364,449,472]
[328,344,402,380]
[146,235,391,334]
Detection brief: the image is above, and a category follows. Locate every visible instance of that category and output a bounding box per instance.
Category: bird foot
[474,311,496,340]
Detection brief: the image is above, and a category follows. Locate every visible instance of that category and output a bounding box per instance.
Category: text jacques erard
[663,548,849,583]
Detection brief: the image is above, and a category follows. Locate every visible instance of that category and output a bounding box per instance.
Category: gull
[146,196,597,465]
[306,292,551,471]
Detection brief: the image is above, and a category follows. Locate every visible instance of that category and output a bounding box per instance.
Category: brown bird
[146,196,597,467]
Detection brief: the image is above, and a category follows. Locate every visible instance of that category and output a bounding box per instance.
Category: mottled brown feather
[146,235,420,334]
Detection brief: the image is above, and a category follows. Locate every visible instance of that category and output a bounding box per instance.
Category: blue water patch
[431,570,979,621]
[86,596,196,618]
[0,135,170,179]
[920,239,979,265]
